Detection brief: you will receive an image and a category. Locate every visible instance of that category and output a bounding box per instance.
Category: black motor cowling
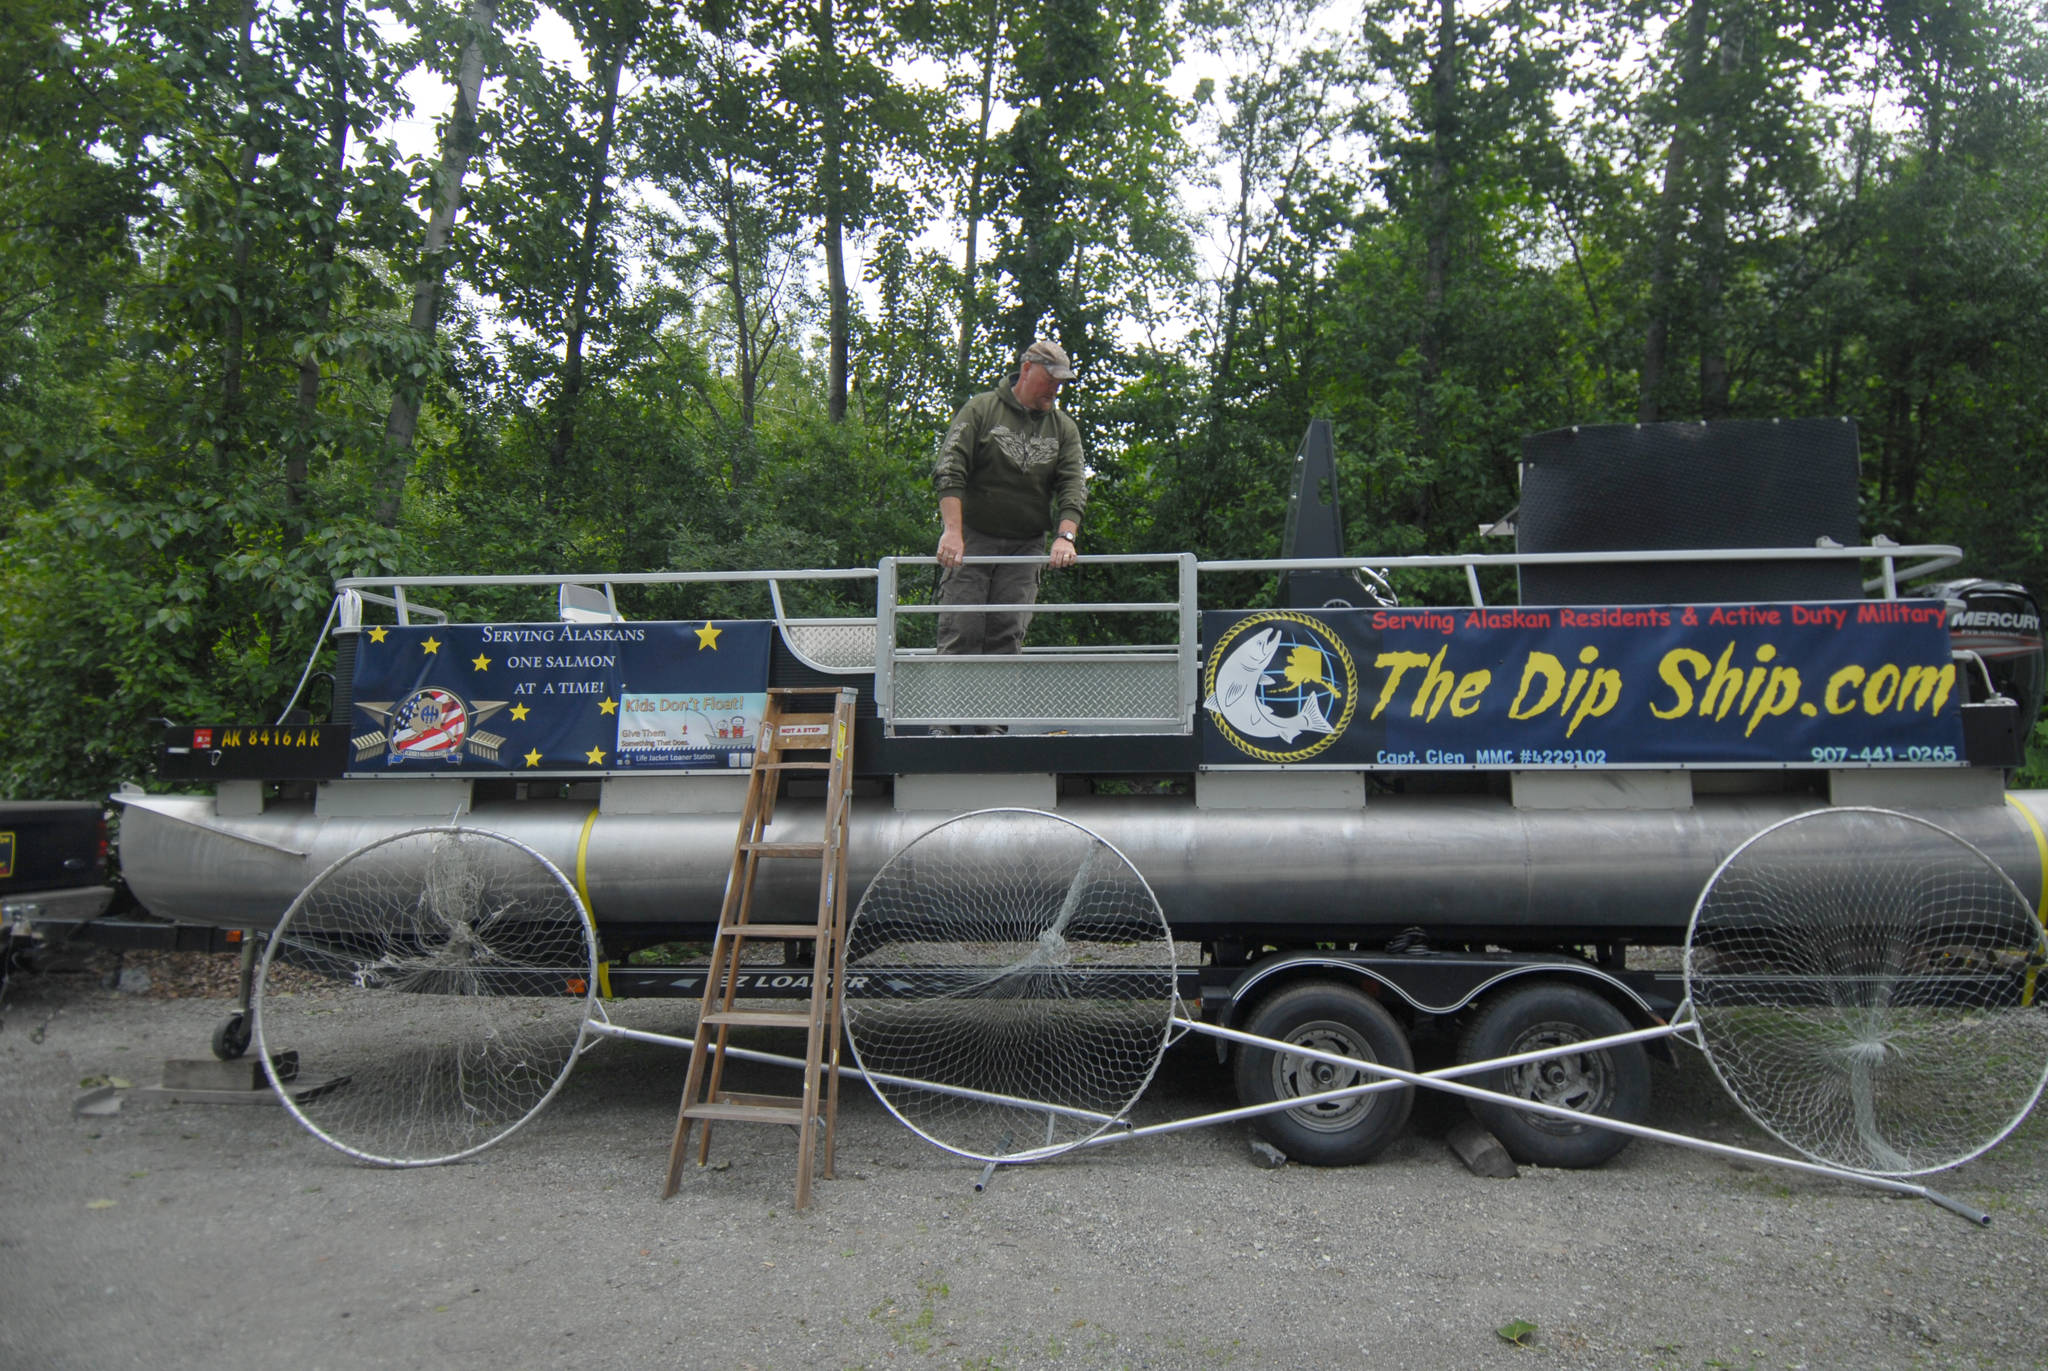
[1926,578,2045,724]
[1279,419,1397,609]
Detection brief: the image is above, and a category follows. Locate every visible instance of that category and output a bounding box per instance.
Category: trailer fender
[1207,954,1672,1064]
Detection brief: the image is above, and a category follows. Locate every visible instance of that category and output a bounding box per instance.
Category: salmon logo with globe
[1203,611,1357,763]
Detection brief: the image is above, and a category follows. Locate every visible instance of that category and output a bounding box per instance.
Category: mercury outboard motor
[1925,578,2045,722]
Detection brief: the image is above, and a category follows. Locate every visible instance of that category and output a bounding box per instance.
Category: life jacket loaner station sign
[346,621,772,775]
[1200,601,1967,769]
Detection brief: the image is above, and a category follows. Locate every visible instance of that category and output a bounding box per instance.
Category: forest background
[3,0,2046,799]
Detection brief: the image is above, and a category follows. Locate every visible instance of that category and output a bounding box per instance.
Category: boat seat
[560,583,623,623]
[779,619,877,673]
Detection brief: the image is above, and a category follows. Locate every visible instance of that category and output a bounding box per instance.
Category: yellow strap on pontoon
[574,806,613,999]
[2005,792,2048,1006]
[2005,792,2048,920]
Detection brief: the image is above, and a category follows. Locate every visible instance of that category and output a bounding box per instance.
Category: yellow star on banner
[472,654,491,672]
[585,746,606,765]
[367,626,388,644]
[524,748,542,767]
[598,696,618,716]
[510,703,530,722]
[695,621,721,650]
[422,636,441,655]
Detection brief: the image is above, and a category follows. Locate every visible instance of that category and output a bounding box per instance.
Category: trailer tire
[1234,982,1414,1166]
[1458,983,1649,1169]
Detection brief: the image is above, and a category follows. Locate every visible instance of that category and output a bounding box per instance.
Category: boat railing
[324,542,1966,738]
[331,568,880,630]
[338,586,451,626]
[1195,540,1964,606]
[868,541,1960,736]
[876,554,1199,735]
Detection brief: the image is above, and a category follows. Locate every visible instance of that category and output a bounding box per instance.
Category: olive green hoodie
[932,378,1087,539]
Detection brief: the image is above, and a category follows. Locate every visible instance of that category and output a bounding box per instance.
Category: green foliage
[0,0,415,797]
[992,0,1192,359]
[2014,718,2048,792]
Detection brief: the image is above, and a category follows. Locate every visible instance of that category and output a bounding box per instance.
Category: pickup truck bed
[1,800,117,927]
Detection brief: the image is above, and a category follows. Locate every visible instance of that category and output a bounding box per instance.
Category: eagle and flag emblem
[354,688,511,764]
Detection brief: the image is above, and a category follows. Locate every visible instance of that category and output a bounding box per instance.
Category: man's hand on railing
[1048,521,1079,570]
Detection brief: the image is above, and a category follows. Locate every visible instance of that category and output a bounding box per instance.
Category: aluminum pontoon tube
[113,789,2048,945]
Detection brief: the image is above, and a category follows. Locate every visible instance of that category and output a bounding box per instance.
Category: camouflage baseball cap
[1020,339,1077,381]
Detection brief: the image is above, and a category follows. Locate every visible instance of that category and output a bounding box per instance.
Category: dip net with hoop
[841,808,1178,1164]
[1684,806,2048,1178]
[253,826,598,1167]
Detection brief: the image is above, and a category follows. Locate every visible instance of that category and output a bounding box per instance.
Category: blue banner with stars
[347,620,772,775]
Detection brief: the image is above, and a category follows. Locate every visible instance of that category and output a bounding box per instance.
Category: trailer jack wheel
[1233,982,1414,1165]
[1458,983,1649,1168]
[212,1012,252,1061]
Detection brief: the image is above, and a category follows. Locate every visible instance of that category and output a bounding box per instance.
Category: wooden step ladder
[663,686,858,1210]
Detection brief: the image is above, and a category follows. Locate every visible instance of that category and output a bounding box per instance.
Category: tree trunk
[717,160,759,440]
[291,0,351,514]
[951,0,1001,405]
[378,0,496,528]
[1638,0,1710,423]
[1823,96,1876,413]
[814,0,849,422]
[821,202,848,419]
[1418,0,1455,392]
[1210,174,1255,410]
[219,0,260,469]
[551,19,636,474]
[1696,16,1744,420]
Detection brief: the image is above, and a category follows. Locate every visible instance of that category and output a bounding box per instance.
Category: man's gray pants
[937,528,1045,655]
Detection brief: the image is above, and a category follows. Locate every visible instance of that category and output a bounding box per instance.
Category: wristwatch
[1056,531,1076,544]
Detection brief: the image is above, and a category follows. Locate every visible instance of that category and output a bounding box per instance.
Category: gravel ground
[2,953,2044,1371]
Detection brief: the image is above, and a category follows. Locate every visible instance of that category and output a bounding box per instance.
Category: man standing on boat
[932,338,1088,661]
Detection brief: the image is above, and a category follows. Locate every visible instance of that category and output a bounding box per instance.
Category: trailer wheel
[1233,982,1414,1165]
[1458,983,1648,1169]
